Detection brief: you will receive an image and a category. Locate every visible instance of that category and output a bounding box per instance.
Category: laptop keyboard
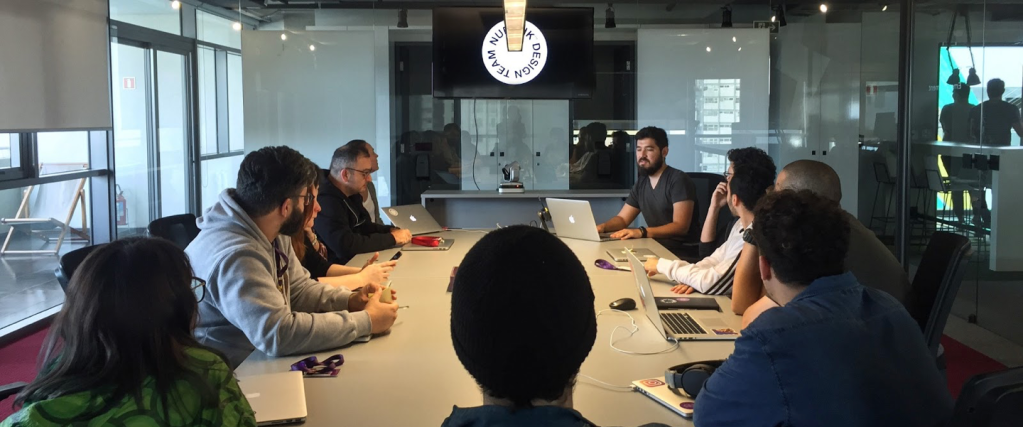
[660,313,708,335]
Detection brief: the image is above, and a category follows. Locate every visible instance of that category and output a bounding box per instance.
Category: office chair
[147,214,200,250]
[904,232,973,366]
[688,173,735,248]
[948,367,1023,427]
[54,244,104,292]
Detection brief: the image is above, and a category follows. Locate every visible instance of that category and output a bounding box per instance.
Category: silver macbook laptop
[382,204,444,235]
[626,250,741,342]
[237,371,307,426]
[545,198,613,242]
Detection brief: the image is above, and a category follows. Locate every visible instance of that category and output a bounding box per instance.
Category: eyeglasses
[345,167,372,179]
[723,171,732,180]
[289,193,315,206]
[191,277,207,302]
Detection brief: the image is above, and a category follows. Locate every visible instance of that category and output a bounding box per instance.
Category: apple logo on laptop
[568,215,576,224]
[410,215,417,222]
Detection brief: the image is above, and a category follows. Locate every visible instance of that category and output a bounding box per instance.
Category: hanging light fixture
[504,0,528,51]
[774,4,787,26]
[605,3,616,29]
[397,9,409,28]
[966,68,981,86]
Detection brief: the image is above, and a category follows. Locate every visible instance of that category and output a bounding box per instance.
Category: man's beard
[279,205,306,236]
[637,156,664,176]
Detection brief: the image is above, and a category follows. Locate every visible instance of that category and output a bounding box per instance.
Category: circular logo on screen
[480,21,547,85]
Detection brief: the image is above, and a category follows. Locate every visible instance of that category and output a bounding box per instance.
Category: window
[197,10,241,49]
[228,53,244,151]
[197,47,244,157]
[0,133,18,169]
[37,131,90,175]
[198,46,218,155]
[110,0,181,35]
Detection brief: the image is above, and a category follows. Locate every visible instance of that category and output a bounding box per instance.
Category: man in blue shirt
[694,189,953,427]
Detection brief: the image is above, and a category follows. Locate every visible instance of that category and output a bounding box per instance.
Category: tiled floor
[0,234,82,333]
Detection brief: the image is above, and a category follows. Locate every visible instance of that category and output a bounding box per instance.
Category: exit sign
[754,21,780,33]
[123,77,136,90]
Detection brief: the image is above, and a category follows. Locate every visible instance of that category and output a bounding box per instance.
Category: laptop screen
[627,250,670,340]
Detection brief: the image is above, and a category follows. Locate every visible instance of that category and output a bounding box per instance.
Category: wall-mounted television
[432,7,595,99]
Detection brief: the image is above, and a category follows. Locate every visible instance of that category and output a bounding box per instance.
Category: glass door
[110,41,193,237]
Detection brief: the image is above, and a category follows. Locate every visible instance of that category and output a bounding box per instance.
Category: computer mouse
[609,297,636,311]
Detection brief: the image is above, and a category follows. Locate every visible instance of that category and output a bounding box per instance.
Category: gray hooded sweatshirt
[186,189,372,368]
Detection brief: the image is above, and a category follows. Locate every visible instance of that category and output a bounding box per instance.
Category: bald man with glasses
[315,142,412,264]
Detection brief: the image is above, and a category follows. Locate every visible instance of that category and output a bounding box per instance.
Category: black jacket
[313,172,395,264]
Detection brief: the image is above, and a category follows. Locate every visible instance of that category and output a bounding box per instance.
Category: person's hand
[644,257,660,277]
[363,289,399,335]
[361,252,380,270]
[596,224,606,234]
[611,228,641,240]
[348,283,398,312]
[711,181,728,210]
[671,284,695,294]
[391,228,412,245]
[359,261,396,287]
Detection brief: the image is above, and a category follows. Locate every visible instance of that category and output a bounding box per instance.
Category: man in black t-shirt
[596,126,698,259]
[970,78,1023,147]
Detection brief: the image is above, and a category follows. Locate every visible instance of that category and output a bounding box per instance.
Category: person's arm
[731,243,765,315]
[326,264,362,276]
[701,182,728,252]
[693,332,786,427]
[741,296,778,329]
[210,249,371,358]
[314,194,396,261]
[598,203,641,233]
[320,260,395,288]
[653,228,741,294]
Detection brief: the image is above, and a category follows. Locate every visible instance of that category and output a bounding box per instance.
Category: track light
[309,44,316,52]
[397,9,409,28]
[966,68,981,86]
[721,5,733,28]
[820,3,828,13]
[882,4,888,11]
[774,5,787,26]
[280,33,287,41]
[232,21,242,31]
[170,0,180,10]
[605,3,616,29]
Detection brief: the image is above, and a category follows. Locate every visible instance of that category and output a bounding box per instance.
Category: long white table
[236,230,739,426]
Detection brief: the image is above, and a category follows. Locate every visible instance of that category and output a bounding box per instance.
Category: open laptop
[626,250,741,341]
[545,198,613,242]
[237,371,307,426]
[381,205,455,251]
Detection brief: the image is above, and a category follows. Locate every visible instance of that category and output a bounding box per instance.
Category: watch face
[742,228,756,245]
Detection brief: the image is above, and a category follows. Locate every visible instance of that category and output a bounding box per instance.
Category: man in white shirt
[644,148,775,295]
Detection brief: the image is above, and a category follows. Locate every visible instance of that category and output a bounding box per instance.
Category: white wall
[637,28,770,173]
[242,29,392,208]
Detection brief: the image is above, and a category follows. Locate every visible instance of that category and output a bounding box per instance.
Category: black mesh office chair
[688,173,735,247]
[147,214,200,250]
[904,232,973,363]
[54,244,103,292]
[948,367,1023,427]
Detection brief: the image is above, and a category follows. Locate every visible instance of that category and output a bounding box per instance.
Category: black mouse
[609,298,637,311]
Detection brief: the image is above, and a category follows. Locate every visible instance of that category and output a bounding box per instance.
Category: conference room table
[235,230,741,426]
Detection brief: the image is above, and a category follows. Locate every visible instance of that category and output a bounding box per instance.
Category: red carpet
[0,330,1009,420]
[0,327,49,420]
[942,335,1007,399]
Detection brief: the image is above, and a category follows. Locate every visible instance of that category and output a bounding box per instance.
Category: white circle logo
[481,21,547,85]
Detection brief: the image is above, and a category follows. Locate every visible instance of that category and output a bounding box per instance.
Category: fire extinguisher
[116,184,128,226]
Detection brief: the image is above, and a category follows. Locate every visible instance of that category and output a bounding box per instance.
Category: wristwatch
[639,226,648,238]
[741,227,756,246]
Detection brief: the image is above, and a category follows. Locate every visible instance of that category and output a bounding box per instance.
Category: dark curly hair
[729,163,776,211]
[727,147,776,174]
[752,189,850,287]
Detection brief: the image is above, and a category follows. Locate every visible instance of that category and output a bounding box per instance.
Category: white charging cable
[577,374,634,392]
[598,309,680,355]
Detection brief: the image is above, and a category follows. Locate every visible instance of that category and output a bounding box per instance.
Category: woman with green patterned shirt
[1,238,256,427]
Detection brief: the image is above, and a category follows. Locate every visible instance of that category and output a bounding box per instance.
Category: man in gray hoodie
[186,146,398,368]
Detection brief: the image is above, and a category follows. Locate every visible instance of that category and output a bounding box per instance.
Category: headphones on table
[665,359,726,399]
